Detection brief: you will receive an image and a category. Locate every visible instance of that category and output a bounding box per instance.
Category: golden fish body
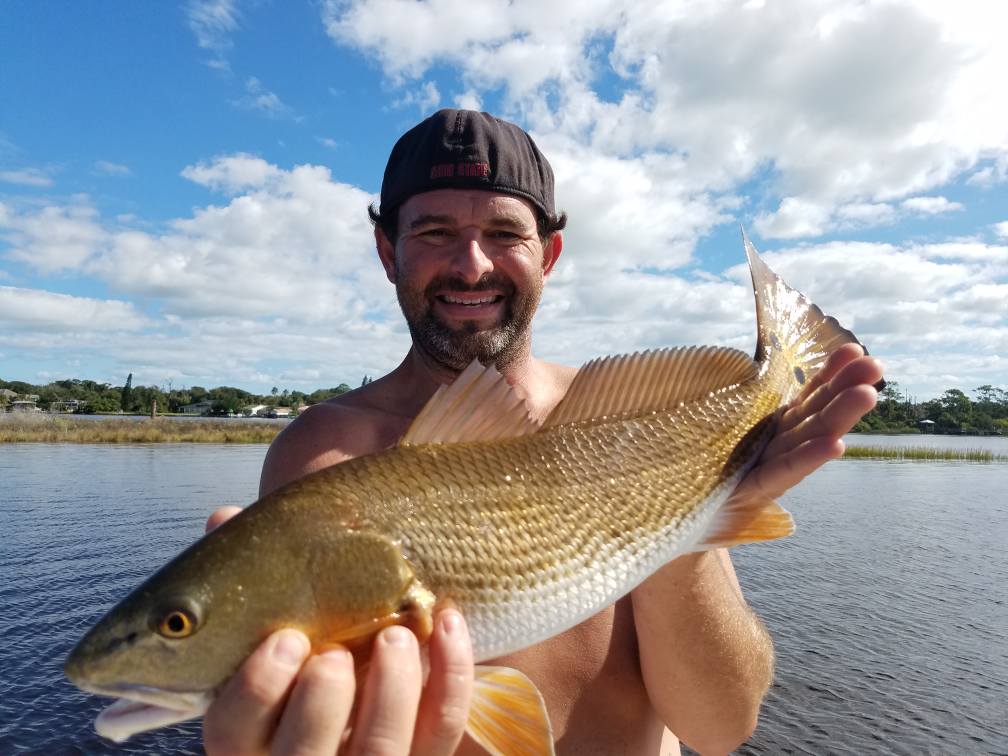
[64,237,875,753]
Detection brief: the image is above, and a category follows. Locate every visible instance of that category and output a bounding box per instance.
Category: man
[202,110,882,755]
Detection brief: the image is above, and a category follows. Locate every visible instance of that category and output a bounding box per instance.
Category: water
[1,444,1006,754]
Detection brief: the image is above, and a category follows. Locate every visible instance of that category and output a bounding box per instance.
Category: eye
[151,597,203,639]
[158,610,196,638]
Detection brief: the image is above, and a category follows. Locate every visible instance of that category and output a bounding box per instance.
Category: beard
[395,271,542,371]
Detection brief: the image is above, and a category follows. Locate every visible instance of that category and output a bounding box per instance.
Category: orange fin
[694,495,795,550]
[399,361,540,446]
[543,346,757,429]
[465,665,555,756]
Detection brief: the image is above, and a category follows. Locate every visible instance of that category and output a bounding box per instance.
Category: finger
[203,629,310,755]
[767,361,881,459]
[206,505,243,533]
[270,647,356,756]
[412,609,474,756]
[779,344,865,433]
[347,626,423,755]
[734,435,846,503]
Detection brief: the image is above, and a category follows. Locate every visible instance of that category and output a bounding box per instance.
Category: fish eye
[151,597,203,639]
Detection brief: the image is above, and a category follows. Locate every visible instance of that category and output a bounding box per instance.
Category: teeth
[442,295,498,305]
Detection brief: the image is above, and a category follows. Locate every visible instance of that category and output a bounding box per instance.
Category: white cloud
[181,153,282,194]
[991,221,1008,240]
[186,0,239,70]
[0,286,148,332]
[0,168,53,187]
[93,160,131,176]
[394,80,440,113]
[0,201,107,273]
[233,77,299,120]
[323,0,1008,241]
[900,195,963,214]
[455,90,482,111]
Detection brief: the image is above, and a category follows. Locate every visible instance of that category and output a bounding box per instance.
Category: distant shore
[0,414,283,443]
[2,414,1005,461]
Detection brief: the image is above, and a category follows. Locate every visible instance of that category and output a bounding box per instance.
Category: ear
[542,231,563,278]
[375,226,397,283]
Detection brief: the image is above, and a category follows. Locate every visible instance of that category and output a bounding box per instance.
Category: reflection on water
[1,444,1005,754]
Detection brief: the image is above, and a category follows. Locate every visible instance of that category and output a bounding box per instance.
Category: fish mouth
[80,683,213,743]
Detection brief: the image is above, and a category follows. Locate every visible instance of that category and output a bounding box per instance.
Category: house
[9,400,41,413]
[180,400,215,416]
[50,399,83,413]
[256,406,292,418]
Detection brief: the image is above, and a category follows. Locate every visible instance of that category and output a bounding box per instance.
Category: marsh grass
[844,445,1007,463]
[0,414,284,443]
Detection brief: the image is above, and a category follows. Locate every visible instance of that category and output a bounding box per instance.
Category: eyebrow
[407,213,533,231]
[407,214,457,230]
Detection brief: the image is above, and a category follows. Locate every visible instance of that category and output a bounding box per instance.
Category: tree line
[854,383,1008,434]
[0,376,365,416]
[2,375,1005,433]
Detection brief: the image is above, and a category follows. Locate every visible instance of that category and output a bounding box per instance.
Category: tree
[121,373,134,413]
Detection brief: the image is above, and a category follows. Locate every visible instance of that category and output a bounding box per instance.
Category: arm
[633,345,883,754]
[202,404,476,756]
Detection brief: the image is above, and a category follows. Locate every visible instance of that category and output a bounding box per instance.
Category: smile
[437,294,503,306]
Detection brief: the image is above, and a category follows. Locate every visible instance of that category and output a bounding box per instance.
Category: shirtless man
[202,109,882,755]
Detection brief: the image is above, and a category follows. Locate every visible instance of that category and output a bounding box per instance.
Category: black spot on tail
[794,366,806,385]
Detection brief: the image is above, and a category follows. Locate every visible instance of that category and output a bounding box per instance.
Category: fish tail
[744,230,883,402]
[465,665,555,755]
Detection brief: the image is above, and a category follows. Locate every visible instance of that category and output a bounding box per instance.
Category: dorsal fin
[399,360,540,446]
[543,346,758,429]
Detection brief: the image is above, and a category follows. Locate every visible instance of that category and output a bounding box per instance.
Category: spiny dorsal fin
[465,665,555,756]
[693,495,795,550]
[543,346,758,429]
[399,361,540,446]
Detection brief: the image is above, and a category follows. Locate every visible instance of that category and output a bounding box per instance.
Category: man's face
[378,189,560,371]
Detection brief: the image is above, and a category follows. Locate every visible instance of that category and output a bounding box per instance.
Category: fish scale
[328,379,780,661]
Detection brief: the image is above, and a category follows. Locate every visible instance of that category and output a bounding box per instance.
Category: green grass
[844,445,1007,462]
[0,414,284,443]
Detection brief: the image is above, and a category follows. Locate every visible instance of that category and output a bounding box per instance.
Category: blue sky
[1,0,1006,399]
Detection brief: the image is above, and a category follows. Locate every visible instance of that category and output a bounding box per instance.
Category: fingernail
[440,610,463,636]
[271,630,309,667]
[321,647,353,666]
[382,625,413,647]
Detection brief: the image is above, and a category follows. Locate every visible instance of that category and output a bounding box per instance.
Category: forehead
[397,189,539,227]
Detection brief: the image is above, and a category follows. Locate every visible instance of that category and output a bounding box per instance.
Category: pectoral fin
[466,665,554,756]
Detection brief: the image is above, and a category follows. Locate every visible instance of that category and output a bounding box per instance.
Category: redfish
[65,237,879,755]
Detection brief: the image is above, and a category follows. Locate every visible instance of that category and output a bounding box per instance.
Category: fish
[64,235,880,755]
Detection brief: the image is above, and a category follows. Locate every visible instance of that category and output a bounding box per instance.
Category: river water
[1,437,1005,754]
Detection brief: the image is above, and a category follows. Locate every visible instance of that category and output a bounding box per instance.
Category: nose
[450,236,494,285]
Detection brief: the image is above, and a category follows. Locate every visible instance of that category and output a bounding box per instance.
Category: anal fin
[695,496,795,550]
[465,665,555,756]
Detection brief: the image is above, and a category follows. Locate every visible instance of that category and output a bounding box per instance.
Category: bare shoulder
[530,358,579,417]
[258,385,408,497]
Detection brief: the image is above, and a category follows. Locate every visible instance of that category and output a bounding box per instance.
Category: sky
[1,0,1006,400]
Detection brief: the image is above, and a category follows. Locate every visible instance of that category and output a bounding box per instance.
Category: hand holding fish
[730,342,883,507]
[201,508,476,756]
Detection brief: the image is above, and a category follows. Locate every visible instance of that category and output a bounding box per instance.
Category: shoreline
[0,415,283,444]
[2,416,1005,460]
